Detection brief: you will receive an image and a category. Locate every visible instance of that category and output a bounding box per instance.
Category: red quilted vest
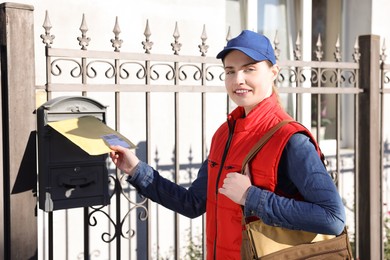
[205,93,320,260]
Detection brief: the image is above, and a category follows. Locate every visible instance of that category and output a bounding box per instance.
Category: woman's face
[223,50,279,115]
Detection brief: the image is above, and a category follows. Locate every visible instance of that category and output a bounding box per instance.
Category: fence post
[357,34,381,260]
[0,3,37,260]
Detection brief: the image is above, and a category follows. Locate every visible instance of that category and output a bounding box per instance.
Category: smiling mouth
[234,89,251,94]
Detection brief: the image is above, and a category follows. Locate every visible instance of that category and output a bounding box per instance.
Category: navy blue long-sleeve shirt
[127,133,346,235]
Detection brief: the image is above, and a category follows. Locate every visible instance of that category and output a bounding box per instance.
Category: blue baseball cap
[216,30,276,65]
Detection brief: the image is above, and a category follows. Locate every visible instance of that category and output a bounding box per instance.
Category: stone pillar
[0,3,37,259]
[357,34,381,260]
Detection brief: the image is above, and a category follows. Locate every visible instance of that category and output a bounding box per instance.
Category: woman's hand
[109,145,140,176]
[218,165,251,205]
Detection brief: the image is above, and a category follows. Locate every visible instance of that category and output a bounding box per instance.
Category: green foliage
[385,217,390,259]
[183,228,203,260]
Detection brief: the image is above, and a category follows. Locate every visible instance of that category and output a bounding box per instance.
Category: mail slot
[37,96,110,211]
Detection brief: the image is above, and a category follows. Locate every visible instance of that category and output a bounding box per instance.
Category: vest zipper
[213,120,236,260]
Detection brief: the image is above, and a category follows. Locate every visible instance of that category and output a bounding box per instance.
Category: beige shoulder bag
[240,120,353,259]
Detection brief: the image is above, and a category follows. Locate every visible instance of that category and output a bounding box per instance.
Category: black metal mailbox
[37,96,110,211]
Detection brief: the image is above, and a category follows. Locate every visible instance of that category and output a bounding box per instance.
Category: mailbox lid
[37,96,107,124]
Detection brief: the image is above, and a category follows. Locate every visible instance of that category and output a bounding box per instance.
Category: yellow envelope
[48,116,136,155]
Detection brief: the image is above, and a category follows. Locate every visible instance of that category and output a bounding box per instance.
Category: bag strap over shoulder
[241,119,293,174]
